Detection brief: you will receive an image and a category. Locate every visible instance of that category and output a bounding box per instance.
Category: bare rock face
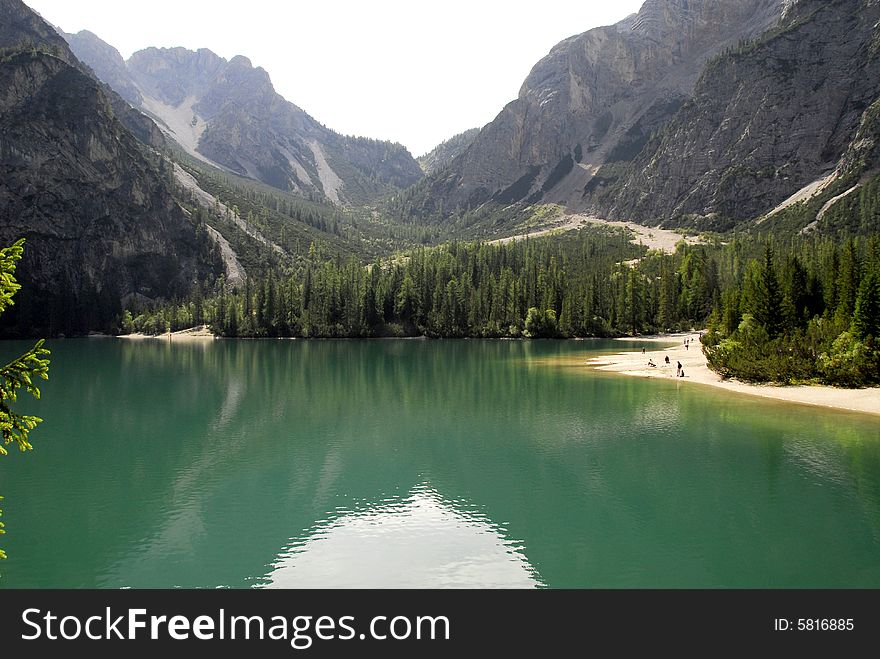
[838,99,880,179]
[0,0,67,52]
[68,37,424,206]
[128,47,227,109]
[417,128,480,175]
[416,0,787,215]
[0,5,164,151]
[0,0,220,335]
[591,0,880,227]
[64,29,142,106]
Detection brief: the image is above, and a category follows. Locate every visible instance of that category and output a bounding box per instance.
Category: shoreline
[47,331,880,415]
[584,332,880,417]
[117,325,217,341]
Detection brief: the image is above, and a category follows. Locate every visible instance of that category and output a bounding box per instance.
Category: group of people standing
[640,334,700,377]
[645,354,684,376]
[645,347,686,377]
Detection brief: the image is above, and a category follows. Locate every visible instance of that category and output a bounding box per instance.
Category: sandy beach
[586,333,880,416]
[117,325,218,341]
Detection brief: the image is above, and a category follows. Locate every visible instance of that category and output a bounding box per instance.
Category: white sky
[24,0,644,156]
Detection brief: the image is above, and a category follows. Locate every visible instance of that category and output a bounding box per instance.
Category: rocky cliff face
[67,37,424,206]
[63,29,142,106]
[589,0,880,227]
[0,3,163,151]
[417,128,480,175]
[416,0,787,215]
[0,0,220,335]
[1,0,65,51]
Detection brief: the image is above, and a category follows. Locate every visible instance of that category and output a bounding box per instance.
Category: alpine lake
[1,338,878,588]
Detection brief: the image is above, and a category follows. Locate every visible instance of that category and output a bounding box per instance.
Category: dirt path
[489,213,700,254]
[488,215,586,246]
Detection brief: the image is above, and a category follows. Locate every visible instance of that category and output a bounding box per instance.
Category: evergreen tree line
[173,160,351,254]
[0,221,221,339]
[122,228,880,386]
[702,238,880,386]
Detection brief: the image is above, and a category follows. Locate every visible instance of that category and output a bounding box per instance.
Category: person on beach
[679,369,685,378]
[676,361,682,377]
[642,347,646,354]
[665,355,670,365]
[648,359,656,368]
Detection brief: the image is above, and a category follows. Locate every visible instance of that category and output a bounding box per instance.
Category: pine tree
[395,274,417,324]
[781,254,808,331]
[226,298,239,336]
[748,244,783,337]
[266,276,278,335]
[721,288,741,336]
[852,271,880,340]
[836,239,861,324]
[362,267,381,333]
[657,261,677,331]
[192,282,204,327]
[215,276,227,333]
[625,267,644,335]
[254,280,266,334]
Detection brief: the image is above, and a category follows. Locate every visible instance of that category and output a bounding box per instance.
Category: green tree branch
[0,240,50,565]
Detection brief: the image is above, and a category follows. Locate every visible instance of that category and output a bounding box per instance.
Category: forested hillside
[123,224,879,382]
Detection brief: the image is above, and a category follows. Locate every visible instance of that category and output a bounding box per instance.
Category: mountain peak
[229,54,253,68]
[416,0,789,216]
[1,0,74,60]
[65,35,423,204]
[64,28,140,104]
[0,0,221,334]
[417,128,481,175]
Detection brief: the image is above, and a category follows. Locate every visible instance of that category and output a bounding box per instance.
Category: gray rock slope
[65,32,424,206]
[588,0,880,227]
[417,128,480,175]
[416,0,787,215]
[0,0,220,334]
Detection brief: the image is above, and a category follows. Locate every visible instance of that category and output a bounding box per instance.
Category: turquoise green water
[0,338,878,588]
